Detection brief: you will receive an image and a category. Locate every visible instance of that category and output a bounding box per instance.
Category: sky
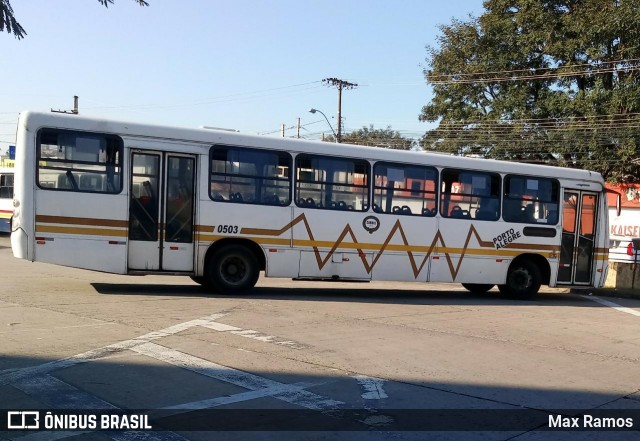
[0,0,486,152]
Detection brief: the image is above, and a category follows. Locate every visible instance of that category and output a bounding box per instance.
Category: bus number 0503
[217,225,239,234]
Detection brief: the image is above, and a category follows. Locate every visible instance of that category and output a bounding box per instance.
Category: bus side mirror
[607,189,622,217]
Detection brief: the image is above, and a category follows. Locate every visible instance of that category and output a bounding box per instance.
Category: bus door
[557,190,598,285]
[127,150,196,272]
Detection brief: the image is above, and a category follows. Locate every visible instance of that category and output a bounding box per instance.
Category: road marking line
[0,313,227,386]
[131,342,343,410]
[2,312,345,439]
[202,322,241,332]
[200,321,307,349]
[161,381,320,410]
[353,374,388,400]
[583,295,640,317]
[9,375,189,441]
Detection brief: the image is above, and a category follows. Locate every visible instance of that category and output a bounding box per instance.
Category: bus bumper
[11,228,29,260]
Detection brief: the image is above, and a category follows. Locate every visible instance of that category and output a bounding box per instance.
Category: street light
[308,108,337,141]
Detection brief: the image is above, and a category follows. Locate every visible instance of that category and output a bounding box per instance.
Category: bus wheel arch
[202,238,265,293]
[498,254,549,300]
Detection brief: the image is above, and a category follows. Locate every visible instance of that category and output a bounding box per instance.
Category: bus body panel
[430,216,511,285]
[292,208,372,280]
[11,111,610,294]
[33,191,128,274]
[196,202,295,277]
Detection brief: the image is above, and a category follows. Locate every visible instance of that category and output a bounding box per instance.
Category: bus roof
[18,110,604,184]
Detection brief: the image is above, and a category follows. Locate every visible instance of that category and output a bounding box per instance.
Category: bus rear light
[627,243,635,256]
[496,259,503,263]
[268,248,277,252]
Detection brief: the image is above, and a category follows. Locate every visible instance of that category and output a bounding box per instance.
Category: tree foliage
[1,0,149,39]
[421,0,640,182]
[325,125,414,150]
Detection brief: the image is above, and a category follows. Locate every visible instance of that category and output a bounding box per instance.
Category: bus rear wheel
[498,260,541,300]
[461,283,494,294]
[205,244,259,293]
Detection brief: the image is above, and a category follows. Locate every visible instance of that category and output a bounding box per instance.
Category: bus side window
[440,168,499,220]
[210,146,291,206]
[373,162,437,216]
[36,128,123,194]
[503,175,559,225]
[295,154,369,212]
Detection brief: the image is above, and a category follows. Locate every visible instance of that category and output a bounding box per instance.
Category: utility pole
[322,78,358,143]
[297,117,301,139]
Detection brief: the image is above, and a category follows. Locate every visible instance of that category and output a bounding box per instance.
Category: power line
[83,81,324,112]
[427,58,640,84]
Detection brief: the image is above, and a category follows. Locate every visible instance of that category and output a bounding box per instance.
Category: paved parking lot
[1,233,639,440]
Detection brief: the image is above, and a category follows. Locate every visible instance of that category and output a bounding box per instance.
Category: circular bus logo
[363,216,380,234]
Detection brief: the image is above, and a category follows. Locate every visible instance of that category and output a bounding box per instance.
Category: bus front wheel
[205,244,260,293]
[498,260,541,300]
[461,283,494,294]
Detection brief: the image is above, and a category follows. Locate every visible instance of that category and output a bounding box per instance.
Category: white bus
[0,167,14,233]
[11,111,610,299]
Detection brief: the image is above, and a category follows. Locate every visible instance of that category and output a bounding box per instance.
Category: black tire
[205,245,260,293]
[461,283,495,294]
[498,260,542,300]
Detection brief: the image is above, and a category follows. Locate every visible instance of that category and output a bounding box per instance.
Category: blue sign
[9,145,15,160]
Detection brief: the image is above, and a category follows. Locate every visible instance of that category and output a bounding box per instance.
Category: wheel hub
[222,256,246,283]
[512,270,531,289]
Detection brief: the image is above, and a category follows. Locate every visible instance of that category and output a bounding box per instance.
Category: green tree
[421,0,640,182]
[1,0,149,39]
[325,125,414,150]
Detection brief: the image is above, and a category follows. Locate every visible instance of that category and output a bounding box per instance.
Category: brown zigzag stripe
[241,214,561,280]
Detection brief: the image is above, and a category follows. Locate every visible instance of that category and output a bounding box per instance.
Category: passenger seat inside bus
[230,192,244,202]
[261,194,281,205]
[475,208,498,221]
[79,174,104,191]
[450,206,470,219]
[391,205,412,215]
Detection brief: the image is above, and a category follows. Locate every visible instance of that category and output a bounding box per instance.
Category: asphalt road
[0,233,639,440]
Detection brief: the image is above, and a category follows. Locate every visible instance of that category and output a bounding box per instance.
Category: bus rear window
[37,129,123,194]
